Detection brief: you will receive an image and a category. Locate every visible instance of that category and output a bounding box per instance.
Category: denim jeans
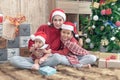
[9,54,61,69]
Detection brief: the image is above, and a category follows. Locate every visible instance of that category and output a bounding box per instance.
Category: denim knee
[52,54,62,63]
[89,55,97,63]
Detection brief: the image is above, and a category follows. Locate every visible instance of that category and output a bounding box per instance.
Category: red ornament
[101,9,106,15]
[99,0,105,5]
[0,14,3,23]
[105,8,112,15]
[115,21,120,27]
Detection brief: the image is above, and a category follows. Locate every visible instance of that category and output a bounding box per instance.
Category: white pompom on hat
[30,31,47,44]
[61,21,79,37]
[48,8,66,25]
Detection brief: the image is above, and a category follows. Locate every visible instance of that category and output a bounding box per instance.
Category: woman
[9,8,67,69]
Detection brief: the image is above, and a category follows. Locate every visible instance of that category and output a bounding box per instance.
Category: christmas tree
[83,0,120,53]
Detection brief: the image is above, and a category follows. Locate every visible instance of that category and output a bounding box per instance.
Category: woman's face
[52,15,65,29]
[61,29,73,41]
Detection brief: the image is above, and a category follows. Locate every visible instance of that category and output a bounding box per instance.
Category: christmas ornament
[93,15,99,21]
[92,25,96,29]
[101,9,106,15]
[90,43,94,49]
[93,2,100,8]
[99,0,105,5]
[85,38,91,43]
[100,26,105,31]
[110,36,115,41]
[101,38,109,46]
[115,21,120,27]
[105,8,112,15]
[105,0,117,4]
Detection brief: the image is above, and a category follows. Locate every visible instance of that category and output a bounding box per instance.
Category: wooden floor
[0,62,120,80]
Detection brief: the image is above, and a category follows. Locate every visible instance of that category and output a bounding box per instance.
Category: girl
[52,22,97,68]
[30,31,51,70]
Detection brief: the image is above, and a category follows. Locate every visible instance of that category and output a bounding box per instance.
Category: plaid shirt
[61,38,89,64]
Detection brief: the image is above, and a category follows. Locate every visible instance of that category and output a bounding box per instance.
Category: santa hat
[48,8,66,25]
[61,21,79,37]
[30,31,47,44]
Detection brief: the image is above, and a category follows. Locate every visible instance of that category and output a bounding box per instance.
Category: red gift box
[0,14,3,23]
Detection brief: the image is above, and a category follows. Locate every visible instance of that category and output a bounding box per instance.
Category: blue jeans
[9,54,61,69]
[55,54,97,68]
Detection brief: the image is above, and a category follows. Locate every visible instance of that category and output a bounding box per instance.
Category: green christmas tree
[83,0,120,53]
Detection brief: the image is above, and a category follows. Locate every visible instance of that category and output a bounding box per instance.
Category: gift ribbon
[5,15,26,36]
[105,55,116,68]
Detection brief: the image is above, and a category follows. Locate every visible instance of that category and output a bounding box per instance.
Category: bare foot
[82,64,91,69]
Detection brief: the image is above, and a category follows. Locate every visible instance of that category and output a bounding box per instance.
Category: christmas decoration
[83,0,120,53]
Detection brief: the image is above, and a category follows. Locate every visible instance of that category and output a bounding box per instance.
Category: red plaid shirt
[61,38,89,65]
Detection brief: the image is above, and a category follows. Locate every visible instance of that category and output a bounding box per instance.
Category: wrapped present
[0,36,7,49]
[19,36,30,47]
[98,59,120,68]
[7,48,19,60]
[0,14,3,24]
[2,19,16,40]
[7,36,19,48]
[92,2,100,8]
[99,52,119,60]
[0,25,2,36]
[0,49,7,61]
[39,66,57,76]
[2,15,26,40]
[19,24,30,36]
[20,47,30,57]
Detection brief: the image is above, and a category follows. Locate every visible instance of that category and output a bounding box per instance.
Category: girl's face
[61,29,73,41]
[34,39,44,48]
[52,15,64,29]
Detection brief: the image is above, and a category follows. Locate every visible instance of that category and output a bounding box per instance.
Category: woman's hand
[42,49,51,54]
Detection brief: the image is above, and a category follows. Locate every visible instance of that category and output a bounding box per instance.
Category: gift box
[19,24,30,36]
[2,19,17,40]
[99,52,119,60]
[0,25,2,36]
[0,36,7,49]
[7,48,19,60]
[98,59,120,68]
[0,49,7,61]
[20,47,30,57]
[7,36,19,48]
[39,66,57,76]
[19,36,30,47]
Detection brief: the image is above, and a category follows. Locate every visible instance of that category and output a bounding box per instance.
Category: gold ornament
[101,38,109,46]
[105,0,117,4]
[92,2,100,8]
[100,26,104,31]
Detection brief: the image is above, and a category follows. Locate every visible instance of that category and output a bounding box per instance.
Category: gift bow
[105,55,116,68]
[5,15,26,36]
[6,15,26,26]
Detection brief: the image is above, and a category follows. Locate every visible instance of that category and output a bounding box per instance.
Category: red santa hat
[48,8,66,25]
[61,21,79,37]
[30,31,47,44]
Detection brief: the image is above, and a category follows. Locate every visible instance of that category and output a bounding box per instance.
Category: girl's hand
[31,63,39,70]
[39,57,46,64]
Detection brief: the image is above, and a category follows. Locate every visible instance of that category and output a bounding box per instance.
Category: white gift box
[7,48,19,60]
[19,36,30,47]
[98,59,120,68]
